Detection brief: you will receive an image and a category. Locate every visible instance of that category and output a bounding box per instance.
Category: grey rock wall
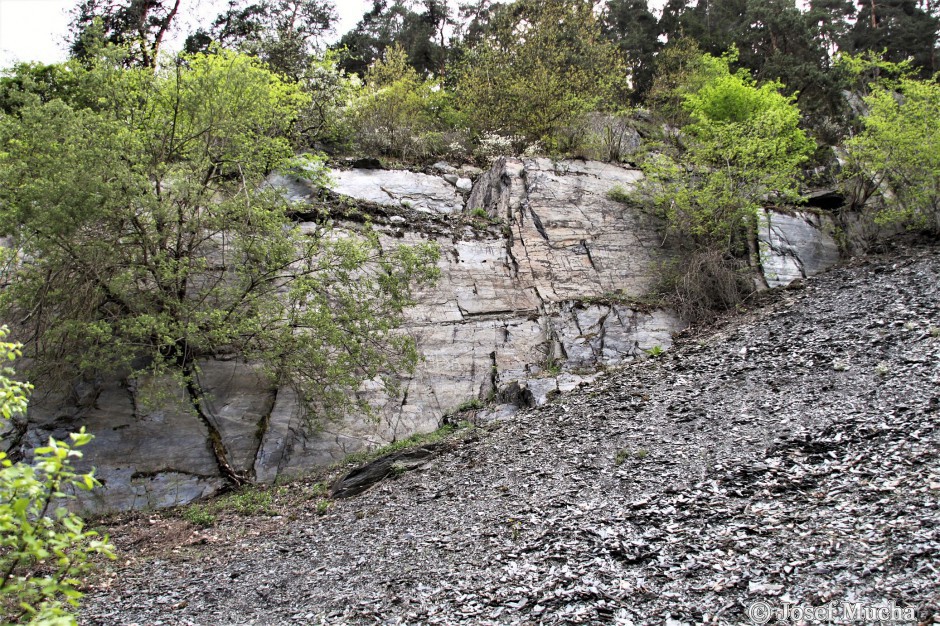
[21,158,841,512]
[758,209,841,288]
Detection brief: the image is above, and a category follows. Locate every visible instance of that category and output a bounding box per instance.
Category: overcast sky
[0,0,375,68]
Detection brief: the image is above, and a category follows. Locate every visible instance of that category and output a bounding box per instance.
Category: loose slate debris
[83,245,940,625]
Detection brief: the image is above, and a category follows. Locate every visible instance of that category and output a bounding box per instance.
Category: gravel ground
[82,244,940,625]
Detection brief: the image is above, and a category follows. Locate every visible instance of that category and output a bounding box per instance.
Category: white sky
[0,0,375,68]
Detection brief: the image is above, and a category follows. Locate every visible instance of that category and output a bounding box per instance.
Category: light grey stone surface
[759,209,841,287]
[22,159,841,512]
[330,168,464,214]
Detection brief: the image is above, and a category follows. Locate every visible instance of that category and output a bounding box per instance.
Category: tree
[647,37,713,127]
[185,0,337,79]
[68,0,182,68]
[348,44,463,159]
[601,0,661,102]
[654,0,854,140]
[849,0,939,76]
[842,57,940,233]
[453,0,626,150]
[0,327,114,625]
[640,49,814,305]
[334,0,452,78]
[0,48,439,486]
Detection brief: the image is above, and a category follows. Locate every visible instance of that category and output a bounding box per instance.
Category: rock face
[758,208,841,288]
[20,158,842,512]
[331,168,465,214]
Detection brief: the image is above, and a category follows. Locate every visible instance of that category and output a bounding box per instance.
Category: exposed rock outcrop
[20,158,842,512]
[758,208,841,287]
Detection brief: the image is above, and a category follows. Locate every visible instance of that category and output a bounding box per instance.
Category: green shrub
[454,0,626,151]
[216,489,276,516]
[639,48,813,320]
[606,185,632,204]
[0,327,113,625]
[841,56,940,234]
[349,45,468,161]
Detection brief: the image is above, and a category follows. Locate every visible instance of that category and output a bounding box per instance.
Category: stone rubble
[81,242,940,625]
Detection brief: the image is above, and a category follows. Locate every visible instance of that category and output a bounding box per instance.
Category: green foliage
[601,0,661,102]
[0,48,440,436]
[349,44,467,160]
[647,37,717,129]
[335,0,452,78]
[640,49,813,319]
[180,486,277,526]
[454,0,627,152]
[606,185,633,204]
[215,489,276,516]
[849,0,939,78]
[644,345,665,358]
[68,0,182,68]
[455,398,483,412]
[0,327,114,625]
[339,421,468,467]
[654,1,860,143]
[181,505,216,528]
[841,58,940,234]
[641,49,814,246]
[185,0,338,80]
[296,51,360,148]
[615,447,648,465]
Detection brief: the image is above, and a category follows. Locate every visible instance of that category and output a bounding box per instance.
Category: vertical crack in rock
[250,386,278,482]
[570,303,585,341]
[597,308,611,362]
[487,351,498,398]
[187,372,248,487]
[278,415,305,478]
[469,352,477,391]
[394,383,410,433]
[784,225,809,278]
[505,232,520,278]
[772,224,807,278]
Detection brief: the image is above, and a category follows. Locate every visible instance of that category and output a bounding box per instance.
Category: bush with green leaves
[454,0,626,153]
[841,56,940,235]
[348,44,467,161]
[639,48,814,317]
[0,327,113,625]
[643,49,814,246]
[296,51,361,150]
